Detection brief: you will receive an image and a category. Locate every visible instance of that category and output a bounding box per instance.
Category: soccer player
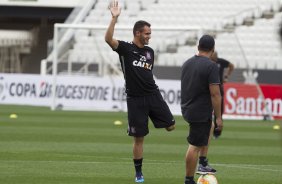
[211,51,234,138]
[181,35,223,184]
[195,51,234,175]
[105,0,176,183]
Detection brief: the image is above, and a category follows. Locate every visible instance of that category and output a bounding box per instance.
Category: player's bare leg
[184,144,200,184]
[197,122,216,174]
[133,137,144,183]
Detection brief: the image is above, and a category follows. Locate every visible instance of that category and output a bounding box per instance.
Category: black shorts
[187,121,212,146]
[127,92,175,137]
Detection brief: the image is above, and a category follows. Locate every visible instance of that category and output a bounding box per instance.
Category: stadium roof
[0,0,87,8]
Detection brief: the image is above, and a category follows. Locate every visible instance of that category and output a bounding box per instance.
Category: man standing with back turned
[181,35,223,184]
[105,0,176,183]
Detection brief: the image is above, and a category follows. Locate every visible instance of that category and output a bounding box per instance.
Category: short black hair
[133,20,151,36]
[198,34,215,52]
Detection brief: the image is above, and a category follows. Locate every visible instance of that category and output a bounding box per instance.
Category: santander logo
[224,85,282,117]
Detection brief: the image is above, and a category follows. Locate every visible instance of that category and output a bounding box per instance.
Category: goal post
[234,32,274,120]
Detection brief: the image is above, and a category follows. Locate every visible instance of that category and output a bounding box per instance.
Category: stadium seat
[61,0,282,73]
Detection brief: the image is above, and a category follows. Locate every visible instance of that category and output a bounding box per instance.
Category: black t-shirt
[216,58,230,84]
[181,55,220,122]
[114,41,159,96]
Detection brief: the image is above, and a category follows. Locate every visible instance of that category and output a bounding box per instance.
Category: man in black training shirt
[105,0,175,183]
[211,51,234,138]
[181,35,223,184]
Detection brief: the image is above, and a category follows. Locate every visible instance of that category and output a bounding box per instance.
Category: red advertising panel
[224,83,282,120]
[260,84,282,119]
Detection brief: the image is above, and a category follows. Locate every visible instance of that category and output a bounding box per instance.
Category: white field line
[1,159,281,173]
[213,163,282,172]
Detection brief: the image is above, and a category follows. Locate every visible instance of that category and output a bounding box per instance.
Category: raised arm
[105,0,121,49]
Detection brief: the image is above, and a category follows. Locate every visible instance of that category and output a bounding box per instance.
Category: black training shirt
[181,55,220,122]
[114,41,158,96]
[216,58,230,84]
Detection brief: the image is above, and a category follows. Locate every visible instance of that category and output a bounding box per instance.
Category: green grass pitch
[0,105,281,184]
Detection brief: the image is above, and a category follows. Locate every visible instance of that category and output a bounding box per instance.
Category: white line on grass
[41,154,282,173]
[213,163,282,172]
[2,160,282,173]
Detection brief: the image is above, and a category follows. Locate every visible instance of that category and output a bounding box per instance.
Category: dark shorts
[127,92,175,137]
[187,121,212,146]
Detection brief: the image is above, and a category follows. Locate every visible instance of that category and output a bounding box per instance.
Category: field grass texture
[0,105,281,184]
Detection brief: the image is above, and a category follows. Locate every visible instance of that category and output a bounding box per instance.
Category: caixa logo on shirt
[132,56,152,70]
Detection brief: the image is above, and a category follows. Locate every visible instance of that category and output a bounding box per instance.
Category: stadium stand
[175,12,282,70]
[45,0,282,77]
[0,29,34,73]
[0,0,81,73]
[0,0,82,7]
[217,12,282,70]
[1,0,282,79]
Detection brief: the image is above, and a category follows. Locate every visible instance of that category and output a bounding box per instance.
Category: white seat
[64,0,282,70]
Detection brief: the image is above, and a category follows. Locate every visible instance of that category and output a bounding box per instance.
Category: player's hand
[215,117,223,131]
[223,76,228,83]
[109,0,121,18]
